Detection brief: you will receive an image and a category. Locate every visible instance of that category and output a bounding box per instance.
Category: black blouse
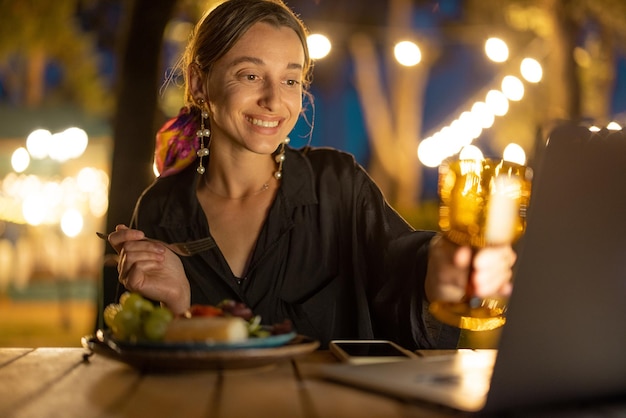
[130,146,459,350]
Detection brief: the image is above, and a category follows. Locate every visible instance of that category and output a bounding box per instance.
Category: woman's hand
[107,225,191,315]
[424,234,516,303]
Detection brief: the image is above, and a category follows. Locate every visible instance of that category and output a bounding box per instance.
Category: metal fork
[96,232,216,257]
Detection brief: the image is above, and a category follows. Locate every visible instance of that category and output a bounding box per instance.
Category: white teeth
[248,117,279,128]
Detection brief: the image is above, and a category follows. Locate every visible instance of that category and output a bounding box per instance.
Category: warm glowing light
[44,127,89,162]
[22,194,46,226]
[459,111,482,140]
[485,37,509,63]
[459,145,484,161]
[503,143,526,165]
[394,41,422,67]
[471,101,495,129]
[61,209,83,237]
[48,133,70,162]
[448,120,473,150]
[501,75,524,101]
[77,167,100,193]
[485,90,509,117]
[607,121,622,130]
[26,129,52,159]
[417,138,440,168]
[11,148,30,173]
[520,58,542,83]
[153,160,160,177]
[307,33,332,59]
[63,127,89,159]
[89,190,109,218]
[416,40,537,169]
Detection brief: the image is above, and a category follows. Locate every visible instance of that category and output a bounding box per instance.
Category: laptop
[319,124,626,413]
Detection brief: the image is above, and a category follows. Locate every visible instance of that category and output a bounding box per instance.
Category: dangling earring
[196,100,210,174]
[274,137,289,179]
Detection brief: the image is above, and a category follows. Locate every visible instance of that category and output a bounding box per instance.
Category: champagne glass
[428,158,532,331]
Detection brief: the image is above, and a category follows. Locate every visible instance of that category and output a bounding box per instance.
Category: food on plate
[104,292,174,342]
[103,292,293,343]
[164,316,249,343]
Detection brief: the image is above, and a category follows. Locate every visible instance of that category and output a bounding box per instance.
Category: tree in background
[100,0,177,318]
[349,0,626,223]
[349,0,433,216]
[0,0,110,113]
[464,0,626,150]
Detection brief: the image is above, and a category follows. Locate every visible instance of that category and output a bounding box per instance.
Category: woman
[107,0,515,349]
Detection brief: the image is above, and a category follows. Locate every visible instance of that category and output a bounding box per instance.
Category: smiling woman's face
[204,22,305,155]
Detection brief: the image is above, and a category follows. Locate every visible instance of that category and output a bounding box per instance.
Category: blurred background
[1,0,625,347]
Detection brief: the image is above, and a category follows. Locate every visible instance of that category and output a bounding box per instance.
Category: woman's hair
[181,0,313,107]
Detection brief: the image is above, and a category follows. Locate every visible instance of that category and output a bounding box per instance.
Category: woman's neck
[201,150,278,200]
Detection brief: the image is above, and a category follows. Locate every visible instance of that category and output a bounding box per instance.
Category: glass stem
[464,247,480,307]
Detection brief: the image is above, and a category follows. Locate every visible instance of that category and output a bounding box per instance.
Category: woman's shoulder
[290,146,362,175]
[133,165,196,220]
[297,146,357,163]
[139,171,186,202]
[285,146,374,198]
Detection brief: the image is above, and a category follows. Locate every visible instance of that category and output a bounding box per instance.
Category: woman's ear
[188,63,207,104]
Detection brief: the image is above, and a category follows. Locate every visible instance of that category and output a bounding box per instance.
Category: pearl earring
[274,137,289,179]
[196,100,210,175]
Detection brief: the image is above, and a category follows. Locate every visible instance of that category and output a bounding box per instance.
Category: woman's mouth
[247,116,280,128]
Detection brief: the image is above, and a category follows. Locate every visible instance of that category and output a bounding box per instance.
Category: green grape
[112,308,141,341]
[118,291,132,307]
[143,307,173,341]
[150,306,174,323]
[107,293,173,342]
[103,303,122,329]
[122,293,154,315]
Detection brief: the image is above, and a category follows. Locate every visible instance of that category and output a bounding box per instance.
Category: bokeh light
[307,33,332,60]
[26,129,52,159]
[22,193,46,226]
[607,121,622,130]
[394,41,422,67]
[485,90,509,117]
[501,75,524,101]
[459,145,484,161]
[62,127,89,159]
[520,58,543,83]
[60,209,84,237]
[503,143,526,165]
[471,101,495,129]
[11,147,30,173]
[485,37,509,63]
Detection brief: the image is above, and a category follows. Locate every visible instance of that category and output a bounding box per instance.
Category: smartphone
[329,340,417,364]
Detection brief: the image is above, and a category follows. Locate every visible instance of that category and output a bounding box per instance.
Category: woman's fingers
[426,235,468,302]
[427,234,517,303]
[472,245,516,297]
[118,245,165,280]
[108,225,145,253]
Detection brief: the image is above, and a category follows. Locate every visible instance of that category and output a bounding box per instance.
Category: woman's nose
[259,80,280,110]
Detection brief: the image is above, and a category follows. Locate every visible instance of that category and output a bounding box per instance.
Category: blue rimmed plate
[82,330,319,372]
[106,331,298,351]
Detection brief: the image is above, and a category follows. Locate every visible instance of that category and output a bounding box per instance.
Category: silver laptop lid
[485,124,626,411]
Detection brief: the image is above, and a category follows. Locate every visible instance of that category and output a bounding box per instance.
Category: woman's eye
[245,74,258,81]
[285,79,301,87]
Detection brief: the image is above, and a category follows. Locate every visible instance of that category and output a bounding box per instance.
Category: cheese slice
[163,316,248,343]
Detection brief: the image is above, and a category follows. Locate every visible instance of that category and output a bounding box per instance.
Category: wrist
[161,284,191,316]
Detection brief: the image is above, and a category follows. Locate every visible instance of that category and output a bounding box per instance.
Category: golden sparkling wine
[430,158,532,331]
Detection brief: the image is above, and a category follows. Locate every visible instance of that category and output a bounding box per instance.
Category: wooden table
[0,347,624,418]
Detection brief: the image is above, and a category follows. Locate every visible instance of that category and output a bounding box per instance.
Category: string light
[416,35,542,168]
